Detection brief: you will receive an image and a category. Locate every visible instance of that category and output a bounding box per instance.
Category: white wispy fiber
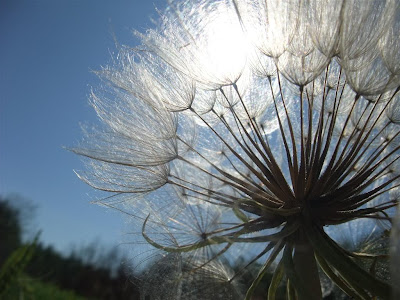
[75,0,400,299]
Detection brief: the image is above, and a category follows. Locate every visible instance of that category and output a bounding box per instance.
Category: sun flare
[199,12,249,81]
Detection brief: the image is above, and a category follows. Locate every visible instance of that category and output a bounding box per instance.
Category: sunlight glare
[196,8,250,83]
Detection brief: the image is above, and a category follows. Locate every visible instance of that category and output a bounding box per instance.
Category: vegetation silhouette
[0,196,140,299]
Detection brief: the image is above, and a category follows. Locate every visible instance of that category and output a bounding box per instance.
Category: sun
[192,6,250,84]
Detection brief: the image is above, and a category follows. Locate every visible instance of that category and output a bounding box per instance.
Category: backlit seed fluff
[75,0,400,299]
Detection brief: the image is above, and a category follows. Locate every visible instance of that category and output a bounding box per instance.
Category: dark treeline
[25,244,140,299]
[0,196,140,299]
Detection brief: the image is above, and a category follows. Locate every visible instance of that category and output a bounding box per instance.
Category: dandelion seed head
[75,0,400,298]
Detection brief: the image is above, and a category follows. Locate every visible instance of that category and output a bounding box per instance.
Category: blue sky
[0,0,166,254]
